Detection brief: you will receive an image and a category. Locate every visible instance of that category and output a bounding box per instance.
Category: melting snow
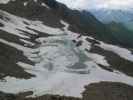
[0,10,133,98]
[0,10,64,39]
[97,41,133,62]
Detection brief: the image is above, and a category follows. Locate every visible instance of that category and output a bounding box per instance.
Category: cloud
[56,0,133,10]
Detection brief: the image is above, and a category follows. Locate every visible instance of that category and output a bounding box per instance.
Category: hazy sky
[56,0,133,10]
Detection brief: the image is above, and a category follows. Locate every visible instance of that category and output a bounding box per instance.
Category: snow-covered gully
[0,10,133,98]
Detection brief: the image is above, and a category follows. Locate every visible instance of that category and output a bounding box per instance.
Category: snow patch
[98,42,133,62]
[0,10,64,40]
[24,2,28,6]
[41,3,50,9]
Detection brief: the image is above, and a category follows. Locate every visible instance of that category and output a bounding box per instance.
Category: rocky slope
[0,0,133,100]
[0,0,126,47]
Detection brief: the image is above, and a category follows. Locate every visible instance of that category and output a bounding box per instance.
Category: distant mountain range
[90,9,133,30]
[90,8,133,48]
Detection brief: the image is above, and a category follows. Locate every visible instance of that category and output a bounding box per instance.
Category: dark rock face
[0,22,4,27]
[83,82,133,100]
[0,42,35,79]
[0,0,64,28]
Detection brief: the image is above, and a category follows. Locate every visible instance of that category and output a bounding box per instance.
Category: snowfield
[0,10,133,98]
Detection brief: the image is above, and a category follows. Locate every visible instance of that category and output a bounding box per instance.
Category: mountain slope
[0,0,119,46]
[0,0,133,99]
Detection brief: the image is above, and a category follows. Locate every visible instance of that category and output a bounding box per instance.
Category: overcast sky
[56,0,133,10]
